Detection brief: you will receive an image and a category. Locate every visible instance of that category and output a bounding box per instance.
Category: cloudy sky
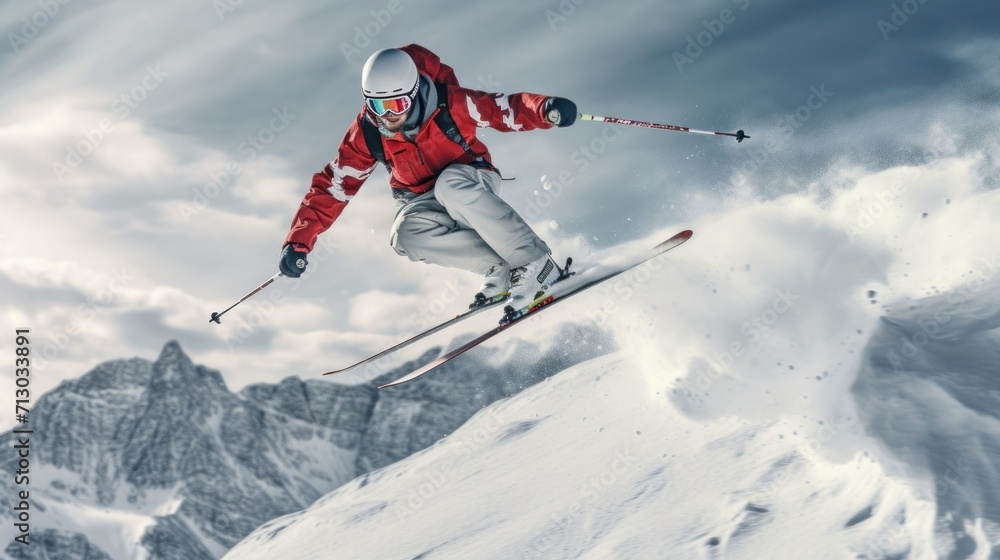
[1,0,997,409]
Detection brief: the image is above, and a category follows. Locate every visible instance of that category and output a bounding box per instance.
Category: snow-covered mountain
[224,155,1000,559]
[0,341,372,559]
[226,353,937,559]
[0,326,610,559]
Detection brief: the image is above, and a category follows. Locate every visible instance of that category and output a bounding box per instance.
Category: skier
[278,44,577,320]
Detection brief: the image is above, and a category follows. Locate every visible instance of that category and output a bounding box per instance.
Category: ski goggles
[365,94,413,117]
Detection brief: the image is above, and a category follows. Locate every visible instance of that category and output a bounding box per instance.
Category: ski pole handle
[209,272,281,324]
[579,113,749,143]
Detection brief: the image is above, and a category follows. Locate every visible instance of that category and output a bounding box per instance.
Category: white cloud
[347,289,422,333]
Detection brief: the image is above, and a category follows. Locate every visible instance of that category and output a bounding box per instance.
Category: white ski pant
[390,163,550,275]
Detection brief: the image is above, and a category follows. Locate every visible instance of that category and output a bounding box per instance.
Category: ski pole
[209,272,281,324]
[579,113,749,143]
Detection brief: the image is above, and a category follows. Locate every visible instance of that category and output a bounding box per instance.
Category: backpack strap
[361,115,389,173]
[432,81,483,165]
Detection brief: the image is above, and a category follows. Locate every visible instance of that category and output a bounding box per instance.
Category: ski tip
[653,229,693,252]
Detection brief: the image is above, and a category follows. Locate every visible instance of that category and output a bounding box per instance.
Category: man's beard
[381,118,405,133]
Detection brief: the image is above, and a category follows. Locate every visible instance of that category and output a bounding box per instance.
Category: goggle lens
[366,95,412,116]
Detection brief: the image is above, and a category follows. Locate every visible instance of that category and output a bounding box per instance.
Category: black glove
[543,97,577,127]
[279,244,308,278]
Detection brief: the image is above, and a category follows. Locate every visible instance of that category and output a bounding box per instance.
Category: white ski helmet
[362,48,419,99]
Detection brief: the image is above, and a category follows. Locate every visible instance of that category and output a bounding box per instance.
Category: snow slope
[226,153,1000,558]
[227,354,933,559]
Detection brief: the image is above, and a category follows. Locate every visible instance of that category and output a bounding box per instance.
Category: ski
[378,229,693,389]
[323,259,574,377]
[321,295,509,376]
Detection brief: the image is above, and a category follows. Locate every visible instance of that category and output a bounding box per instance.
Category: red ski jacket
[284,44,555,253]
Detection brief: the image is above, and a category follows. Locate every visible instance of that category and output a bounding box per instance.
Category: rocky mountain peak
[150,340,227,394]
